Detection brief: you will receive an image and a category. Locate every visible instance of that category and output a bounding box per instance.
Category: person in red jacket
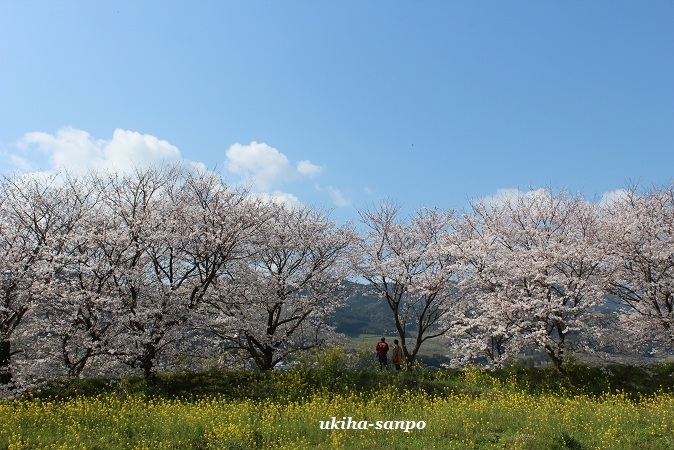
[375,337,389,370]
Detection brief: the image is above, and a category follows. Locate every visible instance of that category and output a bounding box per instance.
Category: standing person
[391,339,403,371]
[375,337,389,370]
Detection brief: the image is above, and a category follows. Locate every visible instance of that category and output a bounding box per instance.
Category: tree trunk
[140,344,157,383]
[545,344,564,372]
[547,352,563,372]
[260,345,274,371]
[0,340,12,385]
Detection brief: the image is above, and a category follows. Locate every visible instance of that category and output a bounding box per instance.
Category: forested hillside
[330,282,395,336]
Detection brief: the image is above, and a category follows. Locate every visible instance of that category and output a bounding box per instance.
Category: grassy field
[3,388,674,449]
[346,334,450,357]
[345,333,453,368]
[2,354,674,449]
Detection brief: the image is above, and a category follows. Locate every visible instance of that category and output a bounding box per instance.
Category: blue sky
[1,1,672,223]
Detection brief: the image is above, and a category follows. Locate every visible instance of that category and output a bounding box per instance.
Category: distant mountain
[330,282,396,336]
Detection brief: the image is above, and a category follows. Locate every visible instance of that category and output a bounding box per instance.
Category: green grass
[28,358,674,403]
[3,368,674,449]
[3,352,674,449]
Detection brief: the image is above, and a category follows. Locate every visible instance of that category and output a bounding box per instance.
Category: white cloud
[103,129,181,170]
[481,187,630,209]
[17,127,182,173]
[326,186,351,207]
[6,153,35,172]
[598,189,629,207]
[315,184,351,207]
[224,141,323,191]
[9,130,323,209]
[478,188,549,207]
[479,188,522,206]
[223,142,328,208]
[225,142,290,191]
[296,160,323,177]
[253,190,303,208]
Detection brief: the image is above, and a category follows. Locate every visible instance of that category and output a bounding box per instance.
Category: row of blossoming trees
[1,164,672,388]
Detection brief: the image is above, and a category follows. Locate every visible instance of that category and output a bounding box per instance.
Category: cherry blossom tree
[5,163,670,381]
[0,173,86,386]
[206,204,355,370]
[448,189,605,370]
[26,172,119,379]
[443,213,523,368]
[601,185,674,355]
[151,169,271,371]
[93,165,263,380]
[354,203,457,369]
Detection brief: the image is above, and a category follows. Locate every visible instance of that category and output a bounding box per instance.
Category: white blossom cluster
[353,186,673,370]
[1,166,672,390]
[0,165,355,390]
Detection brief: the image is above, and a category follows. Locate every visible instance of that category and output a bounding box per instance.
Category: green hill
[330,282,395,336]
